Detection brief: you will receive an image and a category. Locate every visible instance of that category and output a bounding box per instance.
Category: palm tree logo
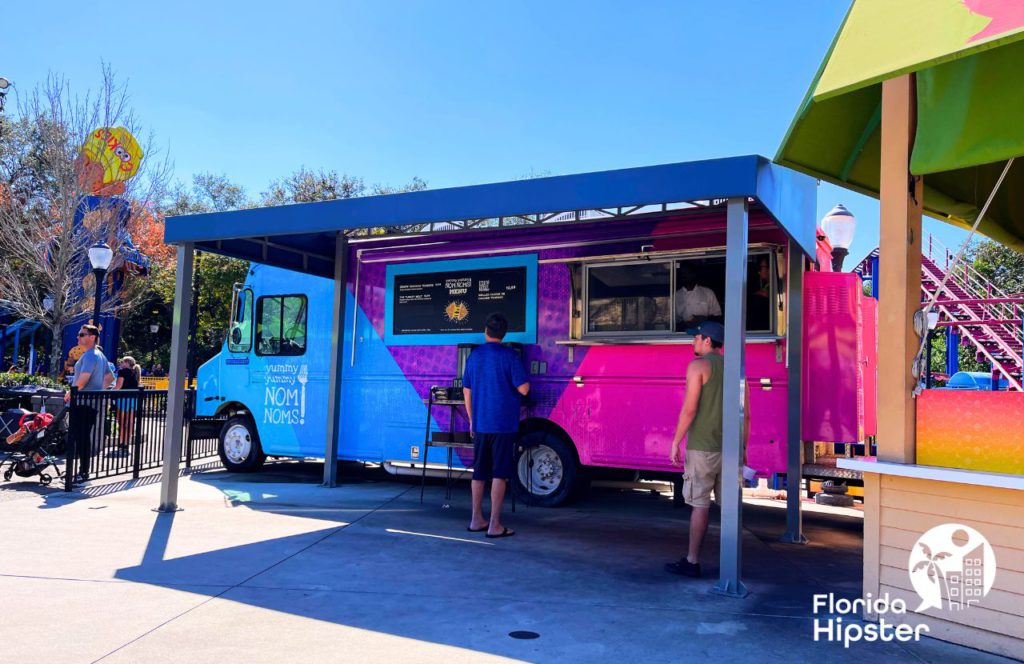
[912,543,952,608]
[909,523,996,612]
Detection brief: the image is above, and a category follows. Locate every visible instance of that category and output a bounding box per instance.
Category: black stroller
[0,407,68,486]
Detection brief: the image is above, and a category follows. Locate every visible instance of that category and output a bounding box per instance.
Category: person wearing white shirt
[675,265,722,329]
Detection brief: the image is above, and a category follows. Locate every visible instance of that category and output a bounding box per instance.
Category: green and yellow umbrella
[776,0,1024,250]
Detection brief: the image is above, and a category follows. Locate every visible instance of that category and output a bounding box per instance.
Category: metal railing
[925,233,1023,337]
[64,388,219,491]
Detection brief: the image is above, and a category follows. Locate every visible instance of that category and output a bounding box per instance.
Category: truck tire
[218,415,266,472]
[513,430,583,507]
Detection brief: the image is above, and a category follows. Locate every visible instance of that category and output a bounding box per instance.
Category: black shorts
[472,433,517,481]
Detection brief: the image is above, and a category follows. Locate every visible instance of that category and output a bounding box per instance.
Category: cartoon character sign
[76,127,143,196]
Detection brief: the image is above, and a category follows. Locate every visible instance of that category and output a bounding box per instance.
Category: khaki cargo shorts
[682,449,722,509]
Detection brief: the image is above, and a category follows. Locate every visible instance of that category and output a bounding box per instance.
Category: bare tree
[0,66,172,376]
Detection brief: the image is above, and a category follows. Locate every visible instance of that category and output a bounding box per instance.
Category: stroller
[1,407,69,486]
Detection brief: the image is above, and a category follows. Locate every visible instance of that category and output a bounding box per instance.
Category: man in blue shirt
[463,313,529,538]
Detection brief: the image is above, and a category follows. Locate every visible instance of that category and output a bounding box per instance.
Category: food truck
[195,169,875,507]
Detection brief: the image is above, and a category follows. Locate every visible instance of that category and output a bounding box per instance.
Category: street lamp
[149,322,159,370]
[821,204,857,271]
[925,310,940,389]
[88,242,114,330]
[0,77,10,114]
[42,294,55,374]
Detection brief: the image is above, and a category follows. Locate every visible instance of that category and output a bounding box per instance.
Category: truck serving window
[585,261,672,334]
[673,253,775,334]
[228,288,253,353]
[579,251,777,338]
[256,295,308,356]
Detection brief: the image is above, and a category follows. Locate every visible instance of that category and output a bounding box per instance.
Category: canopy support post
[714,197,750,598]
[157,243,195,512]
[323,234,349,488]
[877,74,922,464]
[781,240,807,544]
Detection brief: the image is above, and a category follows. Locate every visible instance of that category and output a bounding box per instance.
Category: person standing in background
[463,313,530,539]
[675,265,722,329]
[114,356,142,452]
[666,321,750,578]
[64,325,115,483]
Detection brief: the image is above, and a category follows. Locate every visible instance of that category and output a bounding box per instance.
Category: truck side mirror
[230,326,243,346]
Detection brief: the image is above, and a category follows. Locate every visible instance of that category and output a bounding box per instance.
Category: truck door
[220,285,256,398]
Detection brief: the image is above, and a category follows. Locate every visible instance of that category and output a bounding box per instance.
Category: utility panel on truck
[801,271,878,444]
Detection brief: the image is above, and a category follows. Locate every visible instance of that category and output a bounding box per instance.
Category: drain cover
[508,631,540,640]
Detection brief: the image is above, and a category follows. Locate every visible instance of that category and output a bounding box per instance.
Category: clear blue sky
[4,0,970,266]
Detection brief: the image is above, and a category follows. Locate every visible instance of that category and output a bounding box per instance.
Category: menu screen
[392,266,528,336]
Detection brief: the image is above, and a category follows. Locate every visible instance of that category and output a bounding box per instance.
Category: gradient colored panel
[917,391,1024,475]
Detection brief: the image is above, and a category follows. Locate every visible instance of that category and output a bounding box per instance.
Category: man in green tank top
[665,321,750,578]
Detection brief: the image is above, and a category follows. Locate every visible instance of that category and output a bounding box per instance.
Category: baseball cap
[687,320,724,344]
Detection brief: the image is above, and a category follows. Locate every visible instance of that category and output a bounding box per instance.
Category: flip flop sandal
[486,527,515,539]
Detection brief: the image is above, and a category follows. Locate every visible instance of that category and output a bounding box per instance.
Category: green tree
[121,173,252,370]
[927,329,988,384]
[970,240,1024,295]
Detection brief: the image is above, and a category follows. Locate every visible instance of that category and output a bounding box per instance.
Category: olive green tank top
[687,353,723,452]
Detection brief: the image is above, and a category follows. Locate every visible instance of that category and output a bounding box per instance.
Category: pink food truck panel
[801,271,873,443]
[861,295,878,437]
[551,342,788,473]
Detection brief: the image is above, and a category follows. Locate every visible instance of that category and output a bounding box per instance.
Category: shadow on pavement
[101,462,1014,661]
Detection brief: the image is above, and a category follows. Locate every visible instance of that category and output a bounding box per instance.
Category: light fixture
[821,204,857,271]
[0,78,10,90]
[150,323,160,334]
[88,242,114,271]
[927,311,940,330]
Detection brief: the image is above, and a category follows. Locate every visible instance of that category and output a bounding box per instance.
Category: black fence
[65,388,220,491]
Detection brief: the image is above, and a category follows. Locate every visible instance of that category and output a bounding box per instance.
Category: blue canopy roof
[165,155,816,278]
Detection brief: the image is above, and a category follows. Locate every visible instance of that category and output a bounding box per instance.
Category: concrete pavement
[0,463,1015,663]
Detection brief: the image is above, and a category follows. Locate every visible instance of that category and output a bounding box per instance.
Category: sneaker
[72,473,89,485]
[664,558,701,578]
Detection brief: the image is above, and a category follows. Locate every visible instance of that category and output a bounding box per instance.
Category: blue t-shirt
[74,348,111,391]
[463,343,529,434]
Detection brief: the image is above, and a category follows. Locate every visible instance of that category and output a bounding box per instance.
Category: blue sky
[4,0,969,265]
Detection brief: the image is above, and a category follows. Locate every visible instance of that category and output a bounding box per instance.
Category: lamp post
[0,77,10,141]
[821,204,857,272]
[43,294,54,375]
[0,77,10,115]
[149,322,159,370]
[88,242,114,333]
[925,310,939,388]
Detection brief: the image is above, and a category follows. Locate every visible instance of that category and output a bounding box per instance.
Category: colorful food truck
[196,188,875,506]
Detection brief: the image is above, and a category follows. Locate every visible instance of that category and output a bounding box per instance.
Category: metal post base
[711,580,750,598]
[778,532,809,545]
[152,506,183,513]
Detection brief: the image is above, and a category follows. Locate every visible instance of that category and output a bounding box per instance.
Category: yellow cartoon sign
[77,127,143,196]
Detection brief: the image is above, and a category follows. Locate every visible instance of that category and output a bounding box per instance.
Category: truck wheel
[218,416,266,472]
[514,431,582,507]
